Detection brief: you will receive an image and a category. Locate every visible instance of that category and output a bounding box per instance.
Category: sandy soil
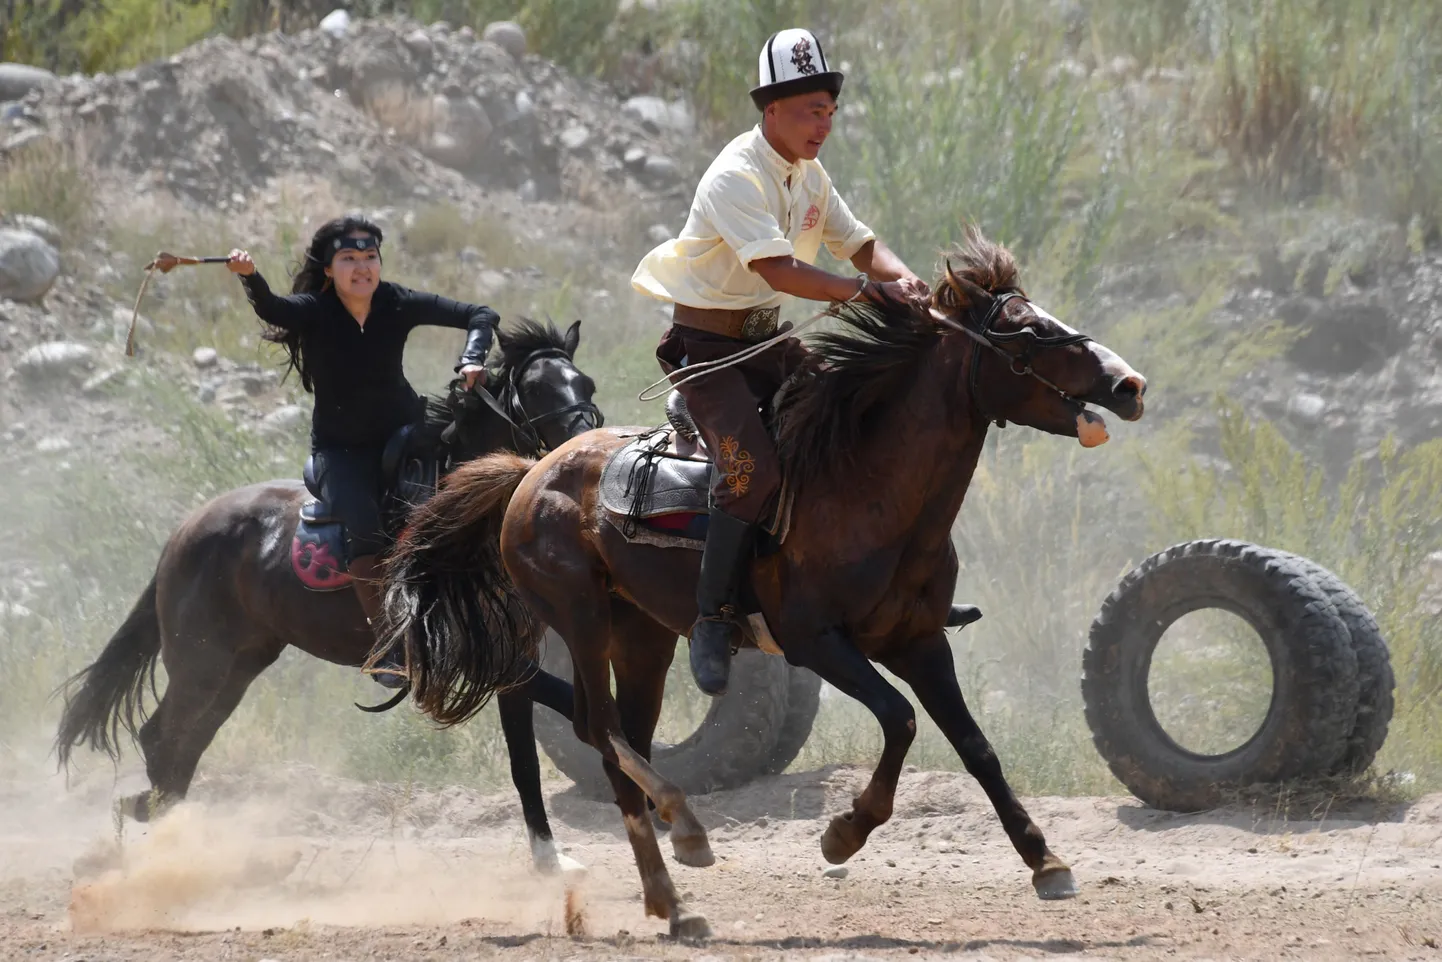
[3,761,1441,961]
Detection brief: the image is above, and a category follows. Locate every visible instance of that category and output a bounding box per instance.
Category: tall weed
[0,137,95,240]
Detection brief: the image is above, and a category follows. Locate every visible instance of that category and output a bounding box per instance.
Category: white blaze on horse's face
[1029,300,1146,436]
[1022,299,1148,446]
[1024,301,1107,446]
[1028,302,1081,338]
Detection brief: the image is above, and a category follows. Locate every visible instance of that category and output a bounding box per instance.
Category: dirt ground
[3,761,1441,962]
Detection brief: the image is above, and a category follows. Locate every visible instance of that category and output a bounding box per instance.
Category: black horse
[54,319,598,874]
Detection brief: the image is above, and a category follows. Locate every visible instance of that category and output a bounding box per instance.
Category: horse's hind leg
[126,637,281,821]
[783,626,917,864]
[539,588,709,938]
[607,603,712,867]
[496,680,584,876]
[885,632,1077,901]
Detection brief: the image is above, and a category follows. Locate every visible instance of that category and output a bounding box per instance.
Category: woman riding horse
[228,213,495,686]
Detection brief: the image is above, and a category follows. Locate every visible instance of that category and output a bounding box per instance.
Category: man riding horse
[633,28,966,696]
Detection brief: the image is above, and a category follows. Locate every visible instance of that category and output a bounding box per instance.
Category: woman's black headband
[328,234,382,264]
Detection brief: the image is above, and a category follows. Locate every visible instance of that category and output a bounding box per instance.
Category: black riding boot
[946,604,983,629]
[689,505,756,696]
[351,555,407,689]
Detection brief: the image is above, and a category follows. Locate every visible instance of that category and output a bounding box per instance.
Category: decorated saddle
[290,419,445,592]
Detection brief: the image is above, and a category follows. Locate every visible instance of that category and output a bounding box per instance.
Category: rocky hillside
[0,12,712,463]
[2,9,1441,493]
[1094,217,1442,479]
[4,14,697,210]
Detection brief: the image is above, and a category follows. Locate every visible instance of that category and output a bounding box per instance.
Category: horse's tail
[53,575,161,770]
[378,452,540,727]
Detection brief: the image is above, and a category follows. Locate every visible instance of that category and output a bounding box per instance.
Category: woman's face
[325,230,381,299]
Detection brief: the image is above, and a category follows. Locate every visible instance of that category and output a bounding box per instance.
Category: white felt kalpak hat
[750,28,845,111]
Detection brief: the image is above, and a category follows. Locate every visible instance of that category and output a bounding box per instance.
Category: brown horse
[382,230,1147,935]
[53,319,599,875]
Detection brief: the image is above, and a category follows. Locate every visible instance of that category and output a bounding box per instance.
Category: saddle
[596,390,796,654]
[597,390,795,549]
[290,418,447,592]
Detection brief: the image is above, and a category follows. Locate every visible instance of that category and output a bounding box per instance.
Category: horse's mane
[497,317,572,372]
[420,317,573,431]
[772,228,1021,495]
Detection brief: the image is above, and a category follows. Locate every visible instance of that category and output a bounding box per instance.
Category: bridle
[930,289,1093,429]
[459,346,604,455]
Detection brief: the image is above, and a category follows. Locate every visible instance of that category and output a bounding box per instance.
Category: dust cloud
[1,746,596,938]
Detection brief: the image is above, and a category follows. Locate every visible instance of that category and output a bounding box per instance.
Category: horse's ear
[931,259,959,311]
[941,259,991,312]
[563,319,581,357]
[945,272,992,310]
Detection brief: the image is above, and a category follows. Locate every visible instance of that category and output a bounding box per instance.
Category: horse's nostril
[1113,374,1146,400]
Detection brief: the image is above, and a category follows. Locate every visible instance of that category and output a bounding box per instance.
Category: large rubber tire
[1082,539,1360,812]
[1271,551,1395,776]
[531,628,792,800]
[761,664,823,776]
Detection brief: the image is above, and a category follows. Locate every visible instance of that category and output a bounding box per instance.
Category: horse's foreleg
[496,686,583,877]
[784,626,917,864]
[884,632,1077,901]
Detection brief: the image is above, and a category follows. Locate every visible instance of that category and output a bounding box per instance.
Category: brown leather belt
[673,303,781,342]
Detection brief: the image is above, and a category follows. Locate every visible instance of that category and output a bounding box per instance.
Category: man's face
[765,90,837,161]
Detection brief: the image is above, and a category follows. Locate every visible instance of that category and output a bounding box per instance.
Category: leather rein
[455,346,603,455]
[930,290,1093,428]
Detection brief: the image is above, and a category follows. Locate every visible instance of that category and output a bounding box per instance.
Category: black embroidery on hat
[790,36,818,75]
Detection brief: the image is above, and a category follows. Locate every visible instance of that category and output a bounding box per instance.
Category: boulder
[622,95,694,134]
[14,341,95,384]
[0,63,58,101]
[482,21,528,60]
[0,229,60,303]
[257,404,307,436]
[319,9,351,38]
[641,154,681,186]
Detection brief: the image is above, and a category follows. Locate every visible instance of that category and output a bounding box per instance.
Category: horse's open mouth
[1073,404,1110,448]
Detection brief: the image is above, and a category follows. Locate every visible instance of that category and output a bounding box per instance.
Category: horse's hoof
[116,791,167,824]
[820,813,864,865]
[553,852,588,877]
[530,838,588,878]
[669,909,712,941]
[534,851,588,878]
[1033,866,1079,901]
[368,670,408,690]
[671,831,715,868]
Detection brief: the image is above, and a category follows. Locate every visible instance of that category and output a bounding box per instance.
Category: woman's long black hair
[262,213,384,392]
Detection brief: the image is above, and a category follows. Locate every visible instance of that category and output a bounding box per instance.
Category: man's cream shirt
[632,125,875,312]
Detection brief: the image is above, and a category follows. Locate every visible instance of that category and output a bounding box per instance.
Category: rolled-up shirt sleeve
[701,170,795,269]
[821,181,876,261]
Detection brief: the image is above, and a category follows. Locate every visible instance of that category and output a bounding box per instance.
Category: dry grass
[0,136,97,239]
